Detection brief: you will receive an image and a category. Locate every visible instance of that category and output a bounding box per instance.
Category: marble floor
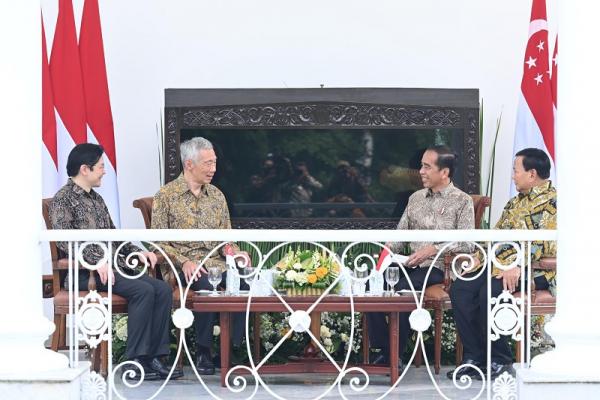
[111,364,486,400]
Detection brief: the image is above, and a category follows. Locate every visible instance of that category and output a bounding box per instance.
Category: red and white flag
[551,36,558,111]
[42,17,58,198]
[44,0,120,225]
[511,0,556,196]
[49,0,87,190]
[79,0,120,226]
[376,247,392,272]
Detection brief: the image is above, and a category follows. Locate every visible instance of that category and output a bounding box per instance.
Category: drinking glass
[242,266,255,290]
[385,266,400,296]
[352,268,368,297]
[208,266,222,297]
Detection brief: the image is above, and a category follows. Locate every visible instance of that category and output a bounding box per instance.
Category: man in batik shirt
[50,143,181,380]
[368,146,475,368]
[448,148,556,381]
[151,137,249,375]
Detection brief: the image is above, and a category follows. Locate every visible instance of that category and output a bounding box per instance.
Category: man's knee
[156,279,172,296]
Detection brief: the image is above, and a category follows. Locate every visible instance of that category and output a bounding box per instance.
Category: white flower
[323,338,333,347]
[213,325,220,336]
[341,333,349,343]
[293,263,303,270]
[285,270,297,281]
[264,342,274,351]
[320,325,331,338]
[294,272,308,285]
[116,325,127,341]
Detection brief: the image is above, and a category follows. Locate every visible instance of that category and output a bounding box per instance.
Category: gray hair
[180,137,213,164]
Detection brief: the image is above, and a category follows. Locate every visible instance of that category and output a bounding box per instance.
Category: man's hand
[496,267,521,292]
[182,261,206,283]
[141,251,158,269]
[97,262,115,286]
[406,245,438,267]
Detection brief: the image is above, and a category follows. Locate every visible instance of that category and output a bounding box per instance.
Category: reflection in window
[181,128,462,219]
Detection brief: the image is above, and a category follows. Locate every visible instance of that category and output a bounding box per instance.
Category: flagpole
[518,0,600,395]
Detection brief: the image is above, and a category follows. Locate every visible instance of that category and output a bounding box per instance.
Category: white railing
[41,229,557,400]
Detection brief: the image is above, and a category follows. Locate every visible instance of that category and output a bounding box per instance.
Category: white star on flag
[537,40,545,51]
[534,73,544,85]
[525,56,537,69]
[553,53,558,66]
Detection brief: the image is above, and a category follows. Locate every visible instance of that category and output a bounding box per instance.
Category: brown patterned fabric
[151,174,232,271]
[390,182,475,268]
[49,179,140,266]
[489,180,557,294]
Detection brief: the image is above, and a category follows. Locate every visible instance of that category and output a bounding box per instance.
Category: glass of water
[242,266,255,290]
[208,266,222,297]
[352,268,368,297]
[385,266,400,296]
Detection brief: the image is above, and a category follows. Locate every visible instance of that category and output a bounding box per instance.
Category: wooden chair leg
[91,345,102,373]
[100,340,109,377]
[361,313,370,364]
[51,314,63,351]
[434,308,442,374]
[414,344,423,367]
[515,320,528,364]
[455,334,463,367]
[175,329,184,371]
[253,313,261,363]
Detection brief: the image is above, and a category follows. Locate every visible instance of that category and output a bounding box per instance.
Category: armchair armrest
[532,257,556,271]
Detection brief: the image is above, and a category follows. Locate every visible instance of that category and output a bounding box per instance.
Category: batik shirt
[487,181,557,294]
[151,174,233,272]
[389,182,475,269]
[49,179,140,270]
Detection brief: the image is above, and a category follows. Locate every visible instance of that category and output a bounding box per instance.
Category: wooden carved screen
[164,88,479,229]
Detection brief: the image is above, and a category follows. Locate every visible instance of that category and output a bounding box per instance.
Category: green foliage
[479,100,502,229]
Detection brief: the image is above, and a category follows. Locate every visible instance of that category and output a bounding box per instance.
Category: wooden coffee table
[191,294,422,386]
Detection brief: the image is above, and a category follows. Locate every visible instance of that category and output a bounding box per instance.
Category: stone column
[0,1,69,374]
[519,0,600,395]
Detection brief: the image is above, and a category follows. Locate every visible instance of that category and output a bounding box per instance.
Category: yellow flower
[330,262,340,273]
[315,267,328,279]
[307,274,317,284]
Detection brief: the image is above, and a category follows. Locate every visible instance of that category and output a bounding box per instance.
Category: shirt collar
[173,173,209,197]
[68,178,97,198]
[425,181,454,198]
[519,180,552,200]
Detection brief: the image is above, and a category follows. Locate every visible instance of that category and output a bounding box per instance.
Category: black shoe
[446,359,485,380]
[148,357,184,379]
[195,353,215,375]
[123,358,161,381]
[489,362,515,380]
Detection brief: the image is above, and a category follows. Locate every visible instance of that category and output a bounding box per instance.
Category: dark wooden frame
[164,88,480,229]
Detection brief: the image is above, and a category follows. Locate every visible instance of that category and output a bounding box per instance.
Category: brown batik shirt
[151,174,233,272]
[389,182,475,269]
[49,179,140,270]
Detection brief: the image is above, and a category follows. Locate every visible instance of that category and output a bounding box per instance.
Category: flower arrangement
[274,248,341,296]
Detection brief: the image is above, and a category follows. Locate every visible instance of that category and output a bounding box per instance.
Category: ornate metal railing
[40,229,556,400]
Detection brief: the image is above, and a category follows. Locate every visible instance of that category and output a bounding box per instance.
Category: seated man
[448,148,556,380]
[152,137,249,375]
[367,145,474,367]
[49,143,181,380]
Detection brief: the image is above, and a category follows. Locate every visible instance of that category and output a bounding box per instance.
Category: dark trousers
[450,271,549,364]
[79,271,173,360]
[367,265,444,358]
[184,270,249,352]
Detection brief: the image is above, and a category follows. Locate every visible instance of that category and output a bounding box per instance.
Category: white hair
[180,137,213,164]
